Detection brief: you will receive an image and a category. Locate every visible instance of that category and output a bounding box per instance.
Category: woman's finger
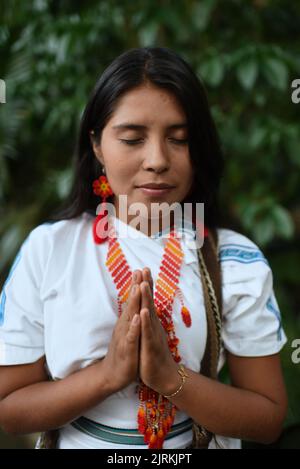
[142,270,161,326]
[132,269,143,286]
[126,314,141,346]
[143,268,153,295]
[140,281,154,317]
[140,307,152,341]
[123,283,141,324]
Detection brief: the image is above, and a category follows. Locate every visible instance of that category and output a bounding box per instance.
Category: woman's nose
[142,140,170,173]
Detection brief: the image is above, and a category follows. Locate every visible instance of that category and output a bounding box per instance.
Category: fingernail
[132,272,137,281]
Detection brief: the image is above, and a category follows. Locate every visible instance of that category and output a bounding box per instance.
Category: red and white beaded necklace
[95,216,193,449]
[91,175,206,448]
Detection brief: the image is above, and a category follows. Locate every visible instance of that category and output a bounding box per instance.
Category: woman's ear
[90,132,104,166]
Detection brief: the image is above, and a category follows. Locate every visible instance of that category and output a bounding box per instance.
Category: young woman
[0,47,287,449]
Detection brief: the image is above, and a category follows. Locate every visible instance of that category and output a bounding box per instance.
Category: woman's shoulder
[216,227,269,267]
[22,212,93,272]
[215,227,273,304]
[215,229,287,357]
[215,228,280,336]
[28,212,92,245]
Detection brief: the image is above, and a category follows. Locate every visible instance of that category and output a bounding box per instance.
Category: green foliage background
[0,0,299,449]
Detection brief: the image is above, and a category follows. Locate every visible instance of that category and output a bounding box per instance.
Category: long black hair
[49,46,224,227]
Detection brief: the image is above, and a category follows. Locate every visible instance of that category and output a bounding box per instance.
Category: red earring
[191,212,209,239]
[92,167,114,244]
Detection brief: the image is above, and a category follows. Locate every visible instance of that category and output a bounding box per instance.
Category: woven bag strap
[198,228,222,379]
[190,227,223,449]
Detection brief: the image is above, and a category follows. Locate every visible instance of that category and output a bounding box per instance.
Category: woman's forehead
[109,85,186,120]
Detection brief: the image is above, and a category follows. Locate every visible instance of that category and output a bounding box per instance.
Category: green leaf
[271,206,294,239]
[252,218,275,246]
[248,125,267,149]
[138,22,159,46]
[199,56,224,87]
[262,57,289,91]
[236,58,258,90]
[191,0,217,32]
[54,169,73,200]
[0,225,22,272]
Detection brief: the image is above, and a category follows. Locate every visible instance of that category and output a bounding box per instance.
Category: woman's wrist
[163,364,189,399]
[97,357,120,395]
[155,363,188,397]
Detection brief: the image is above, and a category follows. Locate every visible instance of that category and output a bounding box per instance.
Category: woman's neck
[114,211,176,238]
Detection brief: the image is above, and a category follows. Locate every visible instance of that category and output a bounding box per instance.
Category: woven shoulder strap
[198,228,222,378]
[190,227,223,449]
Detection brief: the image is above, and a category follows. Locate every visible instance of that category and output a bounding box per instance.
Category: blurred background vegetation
[0,0,299,449]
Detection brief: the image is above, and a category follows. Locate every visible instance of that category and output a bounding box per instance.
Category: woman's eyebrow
[112,122,188,131]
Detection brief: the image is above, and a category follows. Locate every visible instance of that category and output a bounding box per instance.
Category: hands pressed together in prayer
[102,268,179,395]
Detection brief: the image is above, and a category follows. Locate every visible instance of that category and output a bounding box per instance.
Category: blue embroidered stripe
[219,245,269,265]
[0,233,34,326]
[266,298,283,341]
[0,250,22,326]
[0,222,62,326]
[220,243,259,250]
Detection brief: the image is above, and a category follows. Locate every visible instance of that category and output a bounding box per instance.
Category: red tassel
[92,203,109,244]
[192,213,209,238]
[156,429,165,449]
[149,432,158,449]
[137,408,147,434]
[177,287,192,328]
[144,427,152,444]
[196,222,209,239]
[181,306,192,327]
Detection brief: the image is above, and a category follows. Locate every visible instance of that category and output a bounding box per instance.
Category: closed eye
[120,139,142,145]
[120,138,188,146]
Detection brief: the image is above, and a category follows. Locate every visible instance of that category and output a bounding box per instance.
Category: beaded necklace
[104,218,192,449]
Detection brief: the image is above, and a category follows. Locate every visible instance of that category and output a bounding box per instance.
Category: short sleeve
[219,229,288,357]
[0,225,50,365]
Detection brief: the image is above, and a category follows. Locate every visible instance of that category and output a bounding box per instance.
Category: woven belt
[71,416,193,445]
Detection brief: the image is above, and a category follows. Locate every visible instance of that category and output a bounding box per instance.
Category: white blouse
[0,211,287,449]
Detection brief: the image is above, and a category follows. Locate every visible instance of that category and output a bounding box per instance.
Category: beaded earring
[92,166,114,244]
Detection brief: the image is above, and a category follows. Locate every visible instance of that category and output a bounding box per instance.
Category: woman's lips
[138,187,174,197]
